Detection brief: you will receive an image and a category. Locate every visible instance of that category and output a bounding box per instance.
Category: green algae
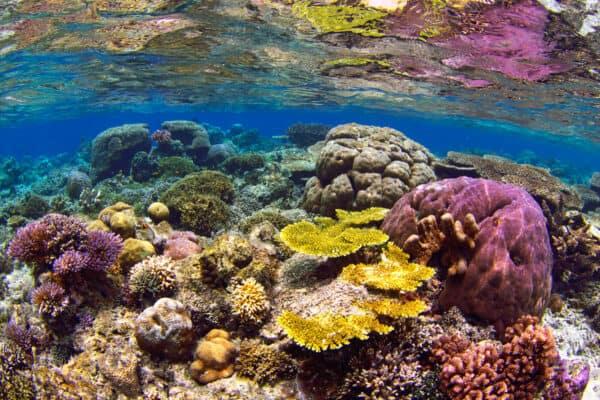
[292,1,387,37]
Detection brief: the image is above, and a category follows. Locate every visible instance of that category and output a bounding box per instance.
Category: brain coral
[303,123,436,216]
[381,177,553,325]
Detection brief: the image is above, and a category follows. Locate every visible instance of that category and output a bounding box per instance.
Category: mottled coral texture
[381,177,552,324]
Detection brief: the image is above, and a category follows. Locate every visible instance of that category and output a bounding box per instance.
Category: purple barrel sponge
[381,177,553,325]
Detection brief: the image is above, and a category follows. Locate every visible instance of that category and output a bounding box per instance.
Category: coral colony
[0,121,597,399]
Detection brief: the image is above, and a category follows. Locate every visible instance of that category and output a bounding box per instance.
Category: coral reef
[279,207,389,257]
[134,297,195,361]
[118,238,156,270]
[220,153,265,174]
[65,170,92,200]
[190,329,237,384]
[157,156,197,178]
[163,230,202,260]
[90,123,151,181]
[381,177,553,326]
[303,123,435,216]
[147,201,170,223]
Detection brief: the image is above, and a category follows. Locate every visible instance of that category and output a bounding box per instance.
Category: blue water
[2,106,598,183]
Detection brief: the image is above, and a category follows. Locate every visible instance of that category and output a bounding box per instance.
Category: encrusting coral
[279,207,389,257]
[236,340,297,386]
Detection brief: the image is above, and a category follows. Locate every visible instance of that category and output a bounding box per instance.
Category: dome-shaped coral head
[7,213,87,265]
[381,177,553,326]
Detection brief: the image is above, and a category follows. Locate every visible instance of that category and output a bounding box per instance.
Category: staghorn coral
[230,277,270,325]
[190,329,237,384]
[431,315,589,399]
[126,255,177,305]
[277,310,393,352]
[236,340,297,386]
[382,177,553,325]
[340,242,435,291]
[279,207,389,257]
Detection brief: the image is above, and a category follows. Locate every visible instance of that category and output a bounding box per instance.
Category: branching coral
[340,242,435,291]
[31,281,70,317]
[126,255,177,305]
[230,277,270,325]
[279,207,389,257]
[277,310,393,352]
[431,315,590,399]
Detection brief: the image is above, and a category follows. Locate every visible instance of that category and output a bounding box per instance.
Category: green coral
[279,207,389,257]
[220,153,265,174]
[157,156,198,178]
[340,242,435,291]
[160,171,233,235]
[240,210,293,234]
[236,340,297,385]
[292,0,387,37]
[277,310,393,352]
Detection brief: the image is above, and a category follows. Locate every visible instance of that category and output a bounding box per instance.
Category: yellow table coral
[279,207,389,257]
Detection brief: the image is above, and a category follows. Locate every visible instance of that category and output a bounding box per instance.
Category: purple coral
[31,281,70,317]
[83,230,123,272]
[436,0,569,81]
[151,129,172,144]
[7,214,123,275]
[381,177,553,325]
[8,213,87,265]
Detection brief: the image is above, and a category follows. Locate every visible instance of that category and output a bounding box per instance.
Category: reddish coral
[431,316,589,400]
[381,177,552,325]
[163,231,201,260]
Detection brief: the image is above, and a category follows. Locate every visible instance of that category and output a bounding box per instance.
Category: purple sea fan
[83,230,123,272]
[53,250,86,275]
[31,281,70,317]
[7,214,87,265]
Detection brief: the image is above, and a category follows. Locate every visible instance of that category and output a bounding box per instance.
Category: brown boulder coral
[303,123,436,216]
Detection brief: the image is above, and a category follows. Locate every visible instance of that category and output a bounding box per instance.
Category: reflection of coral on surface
[382,177,553,325]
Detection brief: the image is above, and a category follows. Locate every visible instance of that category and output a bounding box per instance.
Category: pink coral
[381,177,552,325]
[151,129,172,144]
[163,231,201,260]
